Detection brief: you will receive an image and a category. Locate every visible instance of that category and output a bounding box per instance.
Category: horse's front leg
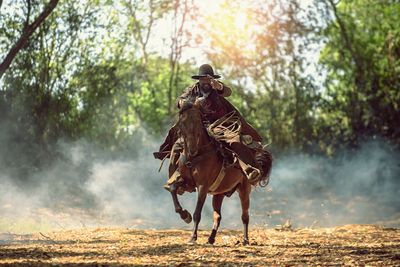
[189,185,208,244]
[170,184,192,224]
[168,151,192,224]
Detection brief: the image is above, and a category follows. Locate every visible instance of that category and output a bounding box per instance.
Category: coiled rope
[206,111,242,144]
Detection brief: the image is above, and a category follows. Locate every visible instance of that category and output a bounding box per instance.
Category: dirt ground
[0,224,399,266]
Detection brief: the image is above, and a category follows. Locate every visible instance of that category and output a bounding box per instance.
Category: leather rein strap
[185,143,214,167]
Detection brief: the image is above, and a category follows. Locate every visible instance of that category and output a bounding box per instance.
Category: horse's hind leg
[237,180,251,245]
[207,194,225,245]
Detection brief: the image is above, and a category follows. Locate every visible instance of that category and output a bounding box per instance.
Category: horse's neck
[198,128,210,149]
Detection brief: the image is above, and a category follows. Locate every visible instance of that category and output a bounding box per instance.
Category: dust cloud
[0,130,399,232]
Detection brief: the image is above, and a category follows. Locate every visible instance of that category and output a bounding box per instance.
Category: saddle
[157,111,272,190]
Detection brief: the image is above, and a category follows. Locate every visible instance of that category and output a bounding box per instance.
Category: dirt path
[0,225,399,266]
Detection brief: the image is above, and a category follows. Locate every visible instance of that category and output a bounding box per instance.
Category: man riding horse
[154,64,267,194]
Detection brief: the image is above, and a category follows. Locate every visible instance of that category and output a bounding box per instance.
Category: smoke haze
[1,131,399,233]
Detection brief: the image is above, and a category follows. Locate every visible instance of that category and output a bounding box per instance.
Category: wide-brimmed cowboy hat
[191,64,221,79]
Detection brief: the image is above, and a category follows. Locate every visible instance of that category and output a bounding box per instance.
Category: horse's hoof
[207,238,215,245]
[188,238,197,245]
[242,239,250,246]
[180,209,192,224]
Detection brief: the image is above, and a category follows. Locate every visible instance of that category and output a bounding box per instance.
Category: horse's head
[178,100,205,158]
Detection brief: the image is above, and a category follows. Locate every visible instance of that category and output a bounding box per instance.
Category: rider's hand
[207,75,223,91]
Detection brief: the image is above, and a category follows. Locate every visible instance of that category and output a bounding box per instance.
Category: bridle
[178,105,216,169]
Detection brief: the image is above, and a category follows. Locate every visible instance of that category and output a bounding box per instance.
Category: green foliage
[0,0,193,164]
[319,0,400,151]
[0,0,399,173]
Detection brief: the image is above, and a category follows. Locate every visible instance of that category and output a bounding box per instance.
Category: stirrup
[247,168,261,183]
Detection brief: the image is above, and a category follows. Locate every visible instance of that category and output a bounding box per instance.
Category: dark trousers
[230,142,259,169]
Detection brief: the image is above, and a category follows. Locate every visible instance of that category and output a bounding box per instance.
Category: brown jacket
[153,83,262,159]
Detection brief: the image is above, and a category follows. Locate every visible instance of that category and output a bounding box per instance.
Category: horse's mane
[179,101,194,115]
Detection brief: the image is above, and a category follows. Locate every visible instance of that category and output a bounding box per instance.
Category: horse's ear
[179,100,193,114]
[193,98,201,109]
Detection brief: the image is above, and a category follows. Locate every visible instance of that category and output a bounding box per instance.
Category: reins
[182,140,215,168]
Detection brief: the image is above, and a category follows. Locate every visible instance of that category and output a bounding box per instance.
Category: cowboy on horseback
[154,64,267,194]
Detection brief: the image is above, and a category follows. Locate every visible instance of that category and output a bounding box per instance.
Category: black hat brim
[191,74,221,79]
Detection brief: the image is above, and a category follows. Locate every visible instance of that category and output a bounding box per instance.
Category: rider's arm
[215,82,232,97]
[208,76,232,97]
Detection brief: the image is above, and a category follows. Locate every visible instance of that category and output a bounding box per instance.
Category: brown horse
[169,101,262,245]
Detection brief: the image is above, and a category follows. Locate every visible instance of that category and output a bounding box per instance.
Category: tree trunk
[0,0,59,79]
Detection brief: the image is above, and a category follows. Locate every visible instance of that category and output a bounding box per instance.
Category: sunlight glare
[195,0,224,13]
[234,12,247,31]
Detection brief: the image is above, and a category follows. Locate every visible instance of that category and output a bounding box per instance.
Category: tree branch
[327,0,362,69]
[24,0,32,30]
[0,0,59,79]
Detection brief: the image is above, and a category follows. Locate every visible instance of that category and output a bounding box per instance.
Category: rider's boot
[163,145,197,194]
[230,142,262,182]
[246,167,261,184]
[163,172,185,195]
